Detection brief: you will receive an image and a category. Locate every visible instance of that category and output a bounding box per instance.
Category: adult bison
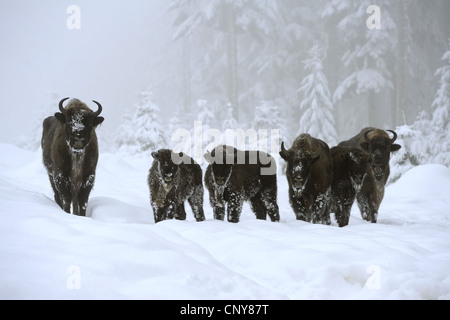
[148,149,205,223]
[330,146,369,227]
[204,145,280,223]
[279,134,333,225]
[338,127,401,223]
[41,97,104,216]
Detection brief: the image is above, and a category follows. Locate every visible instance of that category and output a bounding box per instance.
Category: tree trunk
[395,0,407,127]
[226,6,239,121]
[182,35,192,113]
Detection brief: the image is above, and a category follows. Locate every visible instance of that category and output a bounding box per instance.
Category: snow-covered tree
[222,103,238,130]
[196,99,215,131]
[390,42,450,183]
[115,91,166,155]
[298,45,337,146]
[324,0,395,130]
[429,42,450,165]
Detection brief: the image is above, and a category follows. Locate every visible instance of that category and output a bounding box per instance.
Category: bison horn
[281,141,288,154]
[387,130,398,144]
[364,129,375,141]
[92,100,103,117]
[58,97,70,113]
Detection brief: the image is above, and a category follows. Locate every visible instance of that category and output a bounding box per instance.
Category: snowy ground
[0,143,449,300]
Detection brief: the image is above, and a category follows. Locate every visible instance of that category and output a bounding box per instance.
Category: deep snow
[0,143,449,299]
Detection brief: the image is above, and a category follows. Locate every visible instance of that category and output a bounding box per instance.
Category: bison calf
[204,145,280,223]
[330,146,369,227]
[41,97,104,216]
[280,134,333,224]
[148,149,205,223]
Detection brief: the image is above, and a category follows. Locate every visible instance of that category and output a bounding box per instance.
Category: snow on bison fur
[280,134,333,225]
[41,97,104,216]
[148,149,205,223]
[204,145,280,223]
[330,146,369,227]
[337,127,401,223]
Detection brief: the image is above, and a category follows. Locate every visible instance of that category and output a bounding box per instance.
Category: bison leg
[208,189,225,221]
[72,174,95,216]
[53,172,71,213]
[227,193,244,223]
[312,193,331,225]
[262,188,280,222]
[188,186,205,222]
[250,195,267,220]
[151,200,173,223]
[356,193,378,223]
[334,199,352,227]
[152,206,166,223]
[173,202,187,221]
[290,192,308,222]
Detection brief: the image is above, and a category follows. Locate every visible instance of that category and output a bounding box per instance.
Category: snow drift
[0,143,449,299]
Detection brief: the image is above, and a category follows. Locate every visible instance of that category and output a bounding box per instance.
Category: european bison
[148,149,205,223]
[280,134,333,224]
[330,146,369,227]
[338,127,401,223]
[41,97,104,216]
[204,145,280,223]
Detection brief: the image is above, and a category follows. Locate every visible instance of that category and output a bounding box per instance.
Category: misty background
[1,0,449,175]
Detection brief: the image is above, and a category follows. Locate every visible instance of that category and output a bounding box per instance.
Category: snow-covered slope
[0,143,449,299]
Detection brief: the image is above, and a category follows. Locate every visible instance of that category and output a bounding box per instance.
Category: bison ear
[94,116,104,127]
[54,112,65,123]
[312,154,321,164]
[391,144,401,152]
[360,142,369,151]
[151,151,159,160]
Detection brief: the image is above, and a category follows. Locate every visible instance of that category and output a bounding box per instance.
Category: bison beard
[204,145,280,223]
[148,149,205,223]
[41,98,104,216]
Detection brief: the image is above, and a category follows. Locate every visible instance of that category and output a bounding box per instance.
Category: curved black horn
[364,129,375,141]
[281,142,288,154]
[387,130,398,144]
[92,100,103,117]
[58,97,70,113]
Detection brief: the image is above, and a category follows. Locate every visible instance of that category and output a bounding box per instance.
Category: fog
[0,0,169,143]
[1,0,449,149]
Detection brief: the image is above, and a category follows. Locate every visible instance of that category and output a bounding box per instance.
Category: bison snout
[163,173,173,182]
[72,136,86,149]
[353,176,362,185]
[215,176,226,185]
[293,176,305,188]
[373,166,383,175]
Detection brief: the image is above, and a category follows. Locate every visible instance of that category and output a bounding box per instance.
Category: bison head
[204,145,236,187]
[280,142,320,194]
[345,148,369,192]
[55,98,104,150]
[151,149,185,184]
[360,129,401,179]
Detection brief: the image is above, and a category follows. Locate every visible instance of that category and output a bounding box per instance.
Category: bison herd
[42,98,401,227]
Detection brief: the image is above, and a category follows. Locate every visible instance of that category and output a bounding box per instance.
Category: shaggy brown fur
[41,98,104,216]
